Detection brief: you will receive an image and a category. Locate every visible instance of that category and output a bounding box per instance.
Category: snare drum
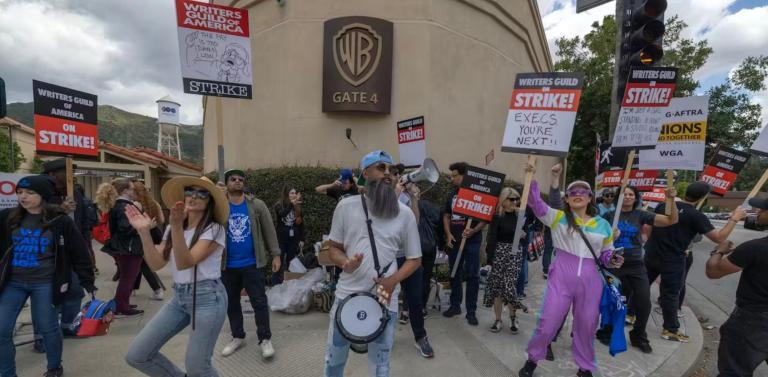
[335,292,389,344]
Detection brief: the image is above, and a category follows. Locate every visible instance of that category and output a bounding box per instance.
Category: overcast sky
[1,0,766,125]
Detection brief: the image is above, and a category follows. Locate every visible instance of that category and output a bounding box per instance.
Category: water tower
[156,95,182,159]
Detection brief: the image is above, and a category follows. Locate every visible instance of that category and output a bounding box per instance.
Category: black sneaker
[546,344,555,361]
[595,326,611,346]
[509,316,519,334]
[61,328,78,338]
[466,313,479,326]
[490,320,502,333]
[443,306,461,318]
[422,308,429,319]
[115,309,144,318]
[543,272,548,280]
[414,336,435,358]
[518,360,537,377]
[577,369,593,377]
[399,312,409,324]
[629,331,653,354]
[44,367,64,377]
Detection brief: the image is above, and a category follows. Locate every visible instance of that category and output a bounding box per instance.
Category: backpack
[83,199,100,229]
[92,212,110,245]
[74,298,116,337]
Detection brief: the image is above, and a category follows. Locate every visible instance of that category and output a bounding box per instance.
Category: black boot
[576,369,593,377]
[545,344,555,361]
[518,360,537,377]
[629,329,653,353]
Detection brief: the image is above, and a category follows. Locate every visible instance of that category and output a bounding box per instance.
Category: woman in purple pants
[518,170,623,377]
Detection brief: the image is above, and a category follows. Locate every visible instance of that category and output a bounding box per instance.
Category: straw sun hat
[161,176,229,225]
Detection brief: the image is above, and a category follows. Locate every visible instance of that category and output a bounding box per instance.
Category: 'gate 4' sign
[502,72,584,157]
[700,145,750,196]
[612,67,677,150]
[452,166,505,222]
[33,80,98,157]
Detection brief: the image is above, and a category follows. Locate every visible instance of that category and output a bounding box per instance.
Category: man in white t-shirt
[324,150,422,377]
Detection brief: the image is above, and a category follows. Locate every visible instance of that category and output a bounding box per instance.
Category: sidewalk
[14,248,702,377]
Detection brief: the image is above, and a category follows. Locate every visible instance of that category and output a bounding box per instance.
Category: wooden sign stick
[65,156,75,220]
[665,169,674,216]
[450,219,474,278]
[612,149,636,231]
[509,155,537,256]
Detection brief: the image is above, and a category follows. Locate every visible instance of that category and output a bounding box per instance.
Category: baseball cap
[748,196,768,210]
[566,180,593,193]
[224,169,246,182]
[339,169,354,183]
[360,150,394,171]
[685,181,711,201]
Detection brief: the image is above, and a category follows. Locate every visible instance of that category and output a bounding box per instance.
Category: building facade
[203,0,561,183]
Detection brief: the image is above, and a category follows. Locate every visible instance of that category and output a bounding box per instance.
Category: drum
[335,292,389,344]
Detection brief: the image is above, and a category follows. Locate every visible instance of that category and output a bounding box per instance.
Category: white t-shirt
[163,223,226,284]
[328,195,422,312]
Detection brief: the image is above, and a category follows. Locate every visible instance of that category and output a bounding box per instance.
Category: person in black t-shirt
[441,162,486,325]
[271,185,304,285]
[315,168,359,202]
[706,196,768,377]
[645,181,746,342]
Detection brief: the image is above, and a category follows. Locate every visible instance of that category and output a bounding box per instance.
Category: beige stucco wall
[11,126,36,173]
[204,0,562,185]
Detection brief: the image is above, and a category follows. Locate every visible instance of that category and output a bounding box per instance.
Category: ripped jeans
[324,299,397,377]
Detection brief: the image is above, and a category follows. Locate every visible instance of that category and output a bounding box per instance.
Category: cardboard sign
[175,0,252,99]
[750,123,768,157]
[642,187,666,203]
[700,145,751,196]
[639,96,708,170]
[612,67,678,150]
[396,116,426,168]
[452,166,506,222]
[501,73,584,157]
[602,169,657,191]
[0,173,33,209]
[33,80,98,157]
[598,142,638,173]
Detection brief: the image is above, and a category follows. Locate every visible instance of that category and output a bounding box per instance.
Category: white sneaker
[150,289,165,301]
[221,338,245,357]
[260,339,275,359]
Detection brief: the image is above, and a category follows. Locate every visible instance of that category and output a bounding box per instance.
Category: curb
[647,306,705,377]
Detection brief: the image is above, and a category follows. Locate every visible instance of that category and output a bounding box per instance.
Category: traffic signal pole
[608,0,627,140]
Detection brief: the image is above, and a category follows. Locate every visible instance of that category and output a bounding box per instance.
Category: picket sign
[450,219,474,278]
[612,149,636,231]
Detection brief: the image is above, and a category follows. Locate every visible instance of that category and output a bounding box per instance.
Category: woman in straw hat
[123,176,229,377]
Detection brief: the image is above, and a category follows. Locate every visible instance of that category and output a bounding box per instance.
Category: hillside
[6,102,203,164]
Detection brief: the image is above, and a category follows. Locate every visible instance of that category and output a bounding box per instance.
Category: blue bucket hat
[360,150,394,171]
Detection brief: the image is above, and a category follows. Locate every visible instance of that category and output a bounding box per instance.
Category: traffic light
[616,0,666,102]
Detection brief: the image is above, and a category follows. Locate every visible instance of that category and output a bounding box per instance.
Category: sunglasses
[507,197,521,202]
[184,187,210,200]
[566,188,592,197]
[228,176,244,182]
[603,193,615,197]
[373,163,394,173]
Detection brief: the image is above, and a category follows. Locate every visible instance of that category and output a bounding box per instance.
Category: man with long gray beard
[324,150,422,377]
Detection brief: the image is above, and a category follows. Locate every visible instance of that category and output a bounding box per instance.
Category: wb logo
[356,310,368,321]
[333,23,382,87]
[161,107,176,114]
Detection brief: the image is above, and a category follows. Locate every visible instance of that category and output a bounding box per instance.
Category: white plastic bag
[268,268,325,314]
[288,257,308,273]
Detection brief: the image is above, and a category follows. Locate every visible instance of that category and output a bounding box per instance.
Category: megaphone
[403,158,439,187]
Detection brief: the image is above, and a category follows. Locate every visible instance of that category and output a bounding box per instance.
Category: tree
[0,130,25,172]
[554,16,712,182]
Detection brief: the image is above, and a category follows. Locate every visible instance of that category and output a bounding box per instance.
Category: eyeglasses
[228,176,244,182]
[184,187,210,200]
[566,188,592,197]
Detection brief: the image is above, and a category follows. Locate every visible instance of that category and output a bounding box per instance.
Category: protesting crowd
[0,151,767,377]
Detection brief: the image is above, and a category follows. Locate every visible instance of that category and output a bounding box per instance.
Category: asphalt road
[685,220,768,377]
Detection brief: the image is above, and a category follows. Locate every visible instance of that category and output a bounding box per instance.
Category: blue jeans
[0,281,62,377]
[61,272,84,330]
[325,299,397,377]
[448,241,480,314]
[125,279,227,377]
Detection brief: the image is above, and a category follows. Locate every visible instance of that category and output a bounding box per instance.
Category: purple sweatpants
[526,250,603,371]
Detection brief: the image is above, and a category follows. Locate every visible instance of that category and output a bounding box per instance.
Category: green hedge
[209,166,459,245]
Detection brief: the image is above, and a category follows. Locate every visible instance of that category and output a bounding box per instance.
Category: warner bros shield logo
[333,23,382,87]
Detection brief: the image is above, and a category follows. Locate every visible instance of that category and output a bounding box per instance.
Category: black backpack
[83,198,100,230]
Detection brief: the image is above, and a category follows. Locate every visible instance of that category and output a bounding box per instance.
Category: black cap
[685,181,711,201]
[42,158,76,174]
[224,169,246,182]
[16,175,55,202]
[748,197,768,210]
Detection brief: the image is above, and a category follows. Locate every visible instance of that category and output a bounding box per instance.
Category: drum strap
[360,195,383,277]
